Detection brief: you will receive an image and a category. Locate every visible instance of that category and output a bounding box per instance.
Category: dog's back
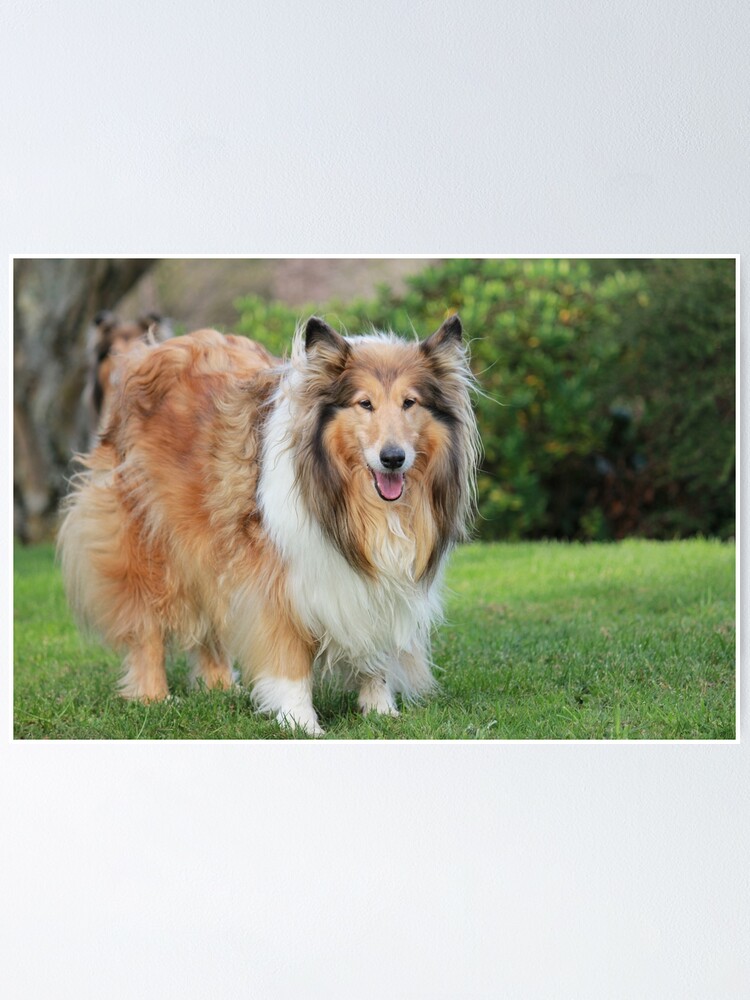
[61,329,280,699]
[99,328,277,475]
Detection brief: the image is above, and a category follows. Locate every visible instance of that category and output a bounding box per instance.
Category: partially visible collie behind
[83,310,171,446]
[59,315,480,734]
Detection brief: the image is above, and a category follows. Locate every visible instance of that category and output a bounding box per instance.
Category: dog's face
[331,346,462,503]
[299,314,470,514]
[336,363,420,501]
[90,310,166,357]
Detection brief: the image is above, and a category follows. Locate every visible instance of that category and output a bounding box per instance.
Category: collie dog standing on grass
[59,315,480,734]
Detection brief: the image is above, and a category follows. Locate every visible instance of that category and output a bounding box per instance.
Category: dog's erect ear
[93,310,117,331]
[139,312,162,331]
[305,316,346,352]
[421,314,463,356]
[304,316,351,369]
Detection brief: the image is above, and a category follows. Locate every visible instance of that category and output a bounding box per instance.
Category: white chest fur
[258,387,443,672]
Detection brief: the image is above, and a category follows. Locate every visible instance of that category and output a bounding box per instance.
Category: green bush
[234,258,735,541]
[599,259,736,539]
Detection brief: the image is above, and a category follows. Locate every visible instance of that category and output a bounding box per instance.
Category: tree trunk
[14,258,155,542]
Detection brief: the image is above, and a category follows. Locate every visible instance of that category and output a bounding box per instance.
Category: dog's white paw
[276,709,325,737]
[253,676,323,736]
[358,675,400,717]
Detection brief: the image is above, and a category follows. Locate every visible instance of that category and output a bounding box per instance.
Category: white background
[2,2,747,997]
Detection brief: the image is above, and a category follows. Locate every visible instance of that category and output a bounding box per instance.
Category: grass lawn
[13,539,736,740]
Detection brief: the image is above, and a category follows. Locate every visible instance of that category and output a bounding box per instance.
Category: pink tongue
[375,471,404,500]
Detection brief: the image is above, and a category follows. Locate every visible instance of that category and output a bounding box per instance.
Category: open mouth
[370,469,405,502]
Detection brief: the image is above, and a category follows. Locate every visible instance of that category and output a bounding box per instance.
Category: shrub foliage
[234,258,735,540]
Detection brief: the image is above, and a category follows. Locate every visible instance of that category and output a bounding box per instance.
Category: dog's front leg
[358,671,400,717]
[233,600,322,736]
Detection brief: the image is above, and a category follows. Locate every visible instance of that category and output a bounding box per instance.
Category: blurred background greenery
[14,257,735,543]
[230,257,736,542]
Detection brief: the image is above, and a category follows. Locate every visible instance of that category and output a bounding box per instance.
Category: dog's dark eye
[402,398,416,410]
[358,399,373,411]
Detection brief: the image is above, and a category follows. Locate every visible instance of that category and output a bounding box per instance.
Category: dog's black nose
[380,445,406,470]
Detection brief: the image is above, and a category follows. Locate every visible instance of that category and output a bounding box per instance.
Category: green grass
[14,540,736,740]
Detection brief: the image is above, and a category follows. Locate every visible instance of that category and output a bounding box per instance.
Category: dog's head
[89,311,169,362]
[293,315,479,577]
[86,311,172,423]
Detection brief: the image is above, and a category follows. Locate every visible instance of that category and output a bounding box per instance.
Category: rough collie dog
[84,310,171,445]
[59,316,479,735]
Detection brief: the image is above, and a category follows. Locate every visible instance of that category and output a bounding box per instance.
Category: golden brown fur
[64,329,282,698]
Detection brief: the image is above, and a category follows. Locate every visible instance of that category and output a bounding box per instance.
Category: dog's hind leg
[119,631,169,702]
[189,638,235,691]
[395,641,437,702]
